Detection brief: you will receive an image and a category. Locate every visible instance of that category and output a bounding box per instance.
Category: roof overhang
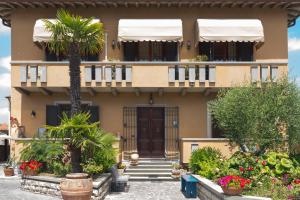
[33,19,100,42]
[118,19,183,42]
[197,19,264,42]
[0,1,300,27]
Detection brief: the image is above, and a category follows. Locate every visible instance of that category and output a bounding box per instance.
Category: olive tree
[209,78,300,154]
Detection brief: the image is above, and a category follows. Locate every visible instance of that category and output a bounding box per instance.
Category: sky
[0,18,300,123]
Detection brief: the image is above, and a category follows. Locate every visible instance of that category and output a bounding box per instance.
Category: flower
[262,160,267,166]
[239,167,244,172]
[218,176,251,189]
[247,167,254,171]
[294,179,300,184]
[287,185,293,190]
[19,160,42,173]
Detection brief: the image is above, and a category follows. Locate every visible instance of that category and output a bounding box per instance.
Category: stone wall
[21,173,112,200]
[193,175,271,200]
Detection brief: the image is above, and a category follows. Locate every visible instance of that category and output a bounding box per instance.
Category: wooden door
[137,107,165,157]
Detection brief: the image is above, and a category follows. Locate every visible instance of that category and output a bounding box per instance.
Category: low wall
[21,173,112,200]
[193,175,271,200]
[180,138,238,163]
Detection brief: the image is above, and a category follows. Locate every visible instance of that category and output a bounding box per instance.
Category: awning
[197,19,264,42]
[118,19,183,42]
[33,19,101,42]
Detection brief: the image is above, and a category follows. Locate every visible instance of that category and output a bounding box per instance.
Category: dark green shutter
[89,106,99,124]
[46,105,59,126]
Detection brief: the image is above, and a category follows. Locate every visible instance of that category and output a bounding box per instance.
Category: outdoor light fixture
[149,93,154,105]
[31,110,36,118]
[187,40,191,50]
[112,40,116,49]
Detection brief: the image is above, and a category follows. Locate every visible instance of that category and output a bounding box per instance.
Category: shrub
[81,160,103,176]
[189,147,222,179]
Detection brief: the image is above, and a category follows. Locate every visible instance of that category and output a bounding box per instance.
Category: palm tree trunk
[69,42,82,173]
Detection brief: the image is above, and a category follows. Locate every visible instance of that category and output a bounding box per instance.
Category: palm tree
[44,9,104,172]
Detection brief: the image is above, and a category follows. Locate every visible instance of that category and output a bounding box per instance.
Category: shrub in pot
[117,163,126,175]
[171,163,181,179]
[3,158,14,176]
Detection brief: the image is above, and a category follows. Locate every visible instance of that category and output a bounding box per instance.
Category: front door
[137,107,165,157]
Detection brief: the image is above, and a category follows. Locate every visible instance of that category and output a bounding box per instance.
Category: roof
[0,124,8,131]
[0,0,300,27]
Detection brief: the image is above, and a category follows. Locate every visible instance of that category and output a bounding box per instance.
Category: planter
[4,167,14,176]
[171,169,181,179]
[221,186,243,196]
[60,173,93,200]
[22,169,38,176]
[117,168,125,175]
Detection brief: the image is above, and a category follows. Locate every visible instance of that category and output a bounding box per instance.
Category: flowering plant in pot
[117,163,126,175]
[19,160,42,176]
[218,175,251,195]
[3,158,15,176]
[171,163,181,179]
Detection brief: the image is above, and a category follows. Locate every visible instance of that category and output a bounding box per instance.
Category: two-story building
[0,0,299,163]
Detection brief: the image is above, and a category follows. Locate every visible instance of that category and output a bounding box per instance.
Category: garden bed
[193,175,271,200]
[21,173,112,200]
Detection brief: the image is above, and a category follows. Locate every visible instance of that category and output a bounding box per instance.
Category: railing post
[209,66,216,83]
[95,66,102,82]
[30,66,38,83]
[115,65,122,82]
[199,66,206,83]
[189,66,196,83]
[105,66,112,82]
[84,66,92,82]
[125,66,132,82]
[178,66,185,83]
[20,66,28,83]
[168,66,175,82]
[251,66,258,82]
[39,66,47,83]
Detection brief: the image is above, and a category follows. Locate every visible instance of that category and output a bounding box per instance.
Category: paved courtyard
[105,181,192,200]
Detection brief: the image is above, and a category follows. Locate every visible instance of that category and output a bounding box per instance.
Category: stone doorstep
[192,175,272,200]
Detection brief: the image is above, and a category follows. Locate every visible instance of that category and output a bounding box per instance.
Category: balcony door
[137,107,165,157]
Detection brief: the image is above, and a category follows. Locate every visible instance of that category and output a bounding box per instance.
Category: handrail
[11,60,288,66]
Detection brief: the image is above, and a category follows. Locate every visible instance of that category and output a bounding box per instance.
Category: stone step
[124,172,172,177]
[137,161,174,165]
[128,164,173,169]
[128,176,177,181]
[125,168,172,173]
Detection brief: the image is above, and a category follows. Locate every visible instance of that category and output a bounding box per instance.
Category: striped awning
[33,19,101,42]
[118,19,183,42]
[197,19,264,42]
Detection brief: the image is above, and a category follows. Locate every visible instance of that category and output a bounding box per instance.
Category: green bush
[81,160,104,176]
[189,147,222,179]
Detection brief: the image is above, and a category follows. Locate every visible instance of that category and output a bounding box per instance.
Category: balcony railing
[12,61,287,89]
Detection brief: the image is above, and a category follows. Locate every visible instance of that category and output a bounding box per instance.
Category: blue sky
[0,18,300,123]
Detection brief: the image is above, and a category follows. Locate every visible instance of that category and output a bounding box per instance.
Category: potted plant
[130,153,139,166]
[117,163,126,175]
[19,160,42,176]
[218,175,251,195]
[3,158,14,176]
[171,163,181,179]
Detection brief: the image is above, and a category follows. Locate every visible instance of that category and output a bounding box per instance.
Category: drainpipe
[104,32,108,61]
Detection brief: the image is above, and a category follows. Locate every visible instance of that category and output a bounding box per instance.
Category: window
[123,41,178,61]
[207,106,225,138]
[199,42,253,61]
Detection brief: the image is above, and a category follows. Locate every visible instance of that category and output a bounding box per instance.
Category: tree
[209,78,300,154]
[44,9,104,172]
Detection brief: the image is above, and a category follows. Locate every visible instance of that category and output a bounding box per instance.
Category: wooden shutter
[88,106,99,124]
[46,105,59,126]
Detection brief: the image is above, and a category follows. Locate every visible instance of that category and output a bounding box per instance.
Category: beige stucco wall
[10,92,215,139]
[10,7,288,61]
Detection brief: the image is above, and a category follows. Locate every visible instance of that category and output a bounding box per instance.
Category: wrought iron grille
[123,107,137,158]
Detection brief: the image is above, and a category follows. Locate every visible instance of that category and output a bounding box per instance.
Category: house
[0,0,299,163]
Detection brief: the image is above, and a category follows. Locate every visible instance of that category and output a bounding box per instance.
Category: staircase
[124,158,177,181]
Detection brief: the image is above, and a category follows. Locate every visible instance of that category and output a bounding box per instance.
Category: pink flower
[287,185,293,190]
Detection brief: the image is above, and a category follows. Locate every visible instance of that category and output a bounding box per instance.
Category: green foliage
[43,9,104,57]
[189,147,222,179]
[209,78,300,154]
[81,160,103,176]
[48,161,71,177]
[47,112,117,174]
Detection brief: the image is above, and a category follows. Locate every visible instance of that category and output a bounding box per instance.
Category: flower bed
[21,173,112,200]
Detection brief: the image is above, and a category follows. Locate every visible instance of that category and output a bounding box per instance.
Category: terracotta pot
[221,186,243,196]
[22,169,38,176]
[60,173,93,200]
[4,168,14,176]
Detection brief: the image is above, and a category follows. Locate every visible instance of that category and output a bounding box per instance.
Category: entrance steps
[124,158,178,181]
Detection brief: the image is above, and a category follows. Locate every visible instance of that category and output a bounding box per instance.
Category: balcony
[11,61,287,95]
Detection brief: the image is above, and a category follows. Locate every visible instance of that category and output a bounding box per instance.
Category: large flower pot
[221,186,242,196]
[4,168,14,176]
[60,173,93,200]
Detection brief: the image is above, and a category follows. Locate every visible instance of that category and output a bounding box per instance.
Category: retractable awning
[118,19,183,42]
[196,19,264,43]
[33,19,101,42]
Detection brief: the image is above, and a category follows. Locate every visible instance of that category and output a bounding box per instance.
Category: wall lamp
[112,40,121,50]
[31,110,36,118]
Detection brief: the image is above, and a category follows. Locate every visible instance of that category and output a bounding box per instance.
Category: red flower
[262,160,267,166]
[19,160,42,172]
[248,167,254,171]
[294,179,300,184]
[239,167,244,172]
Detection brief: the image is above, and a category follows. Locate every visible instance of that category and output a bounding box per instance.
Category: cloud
[288,38,300,52]
[0,56,10,71]
[0,20,10,34]
[0,106,9,123]
[0,73,10,88]
[296,77,300,87]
